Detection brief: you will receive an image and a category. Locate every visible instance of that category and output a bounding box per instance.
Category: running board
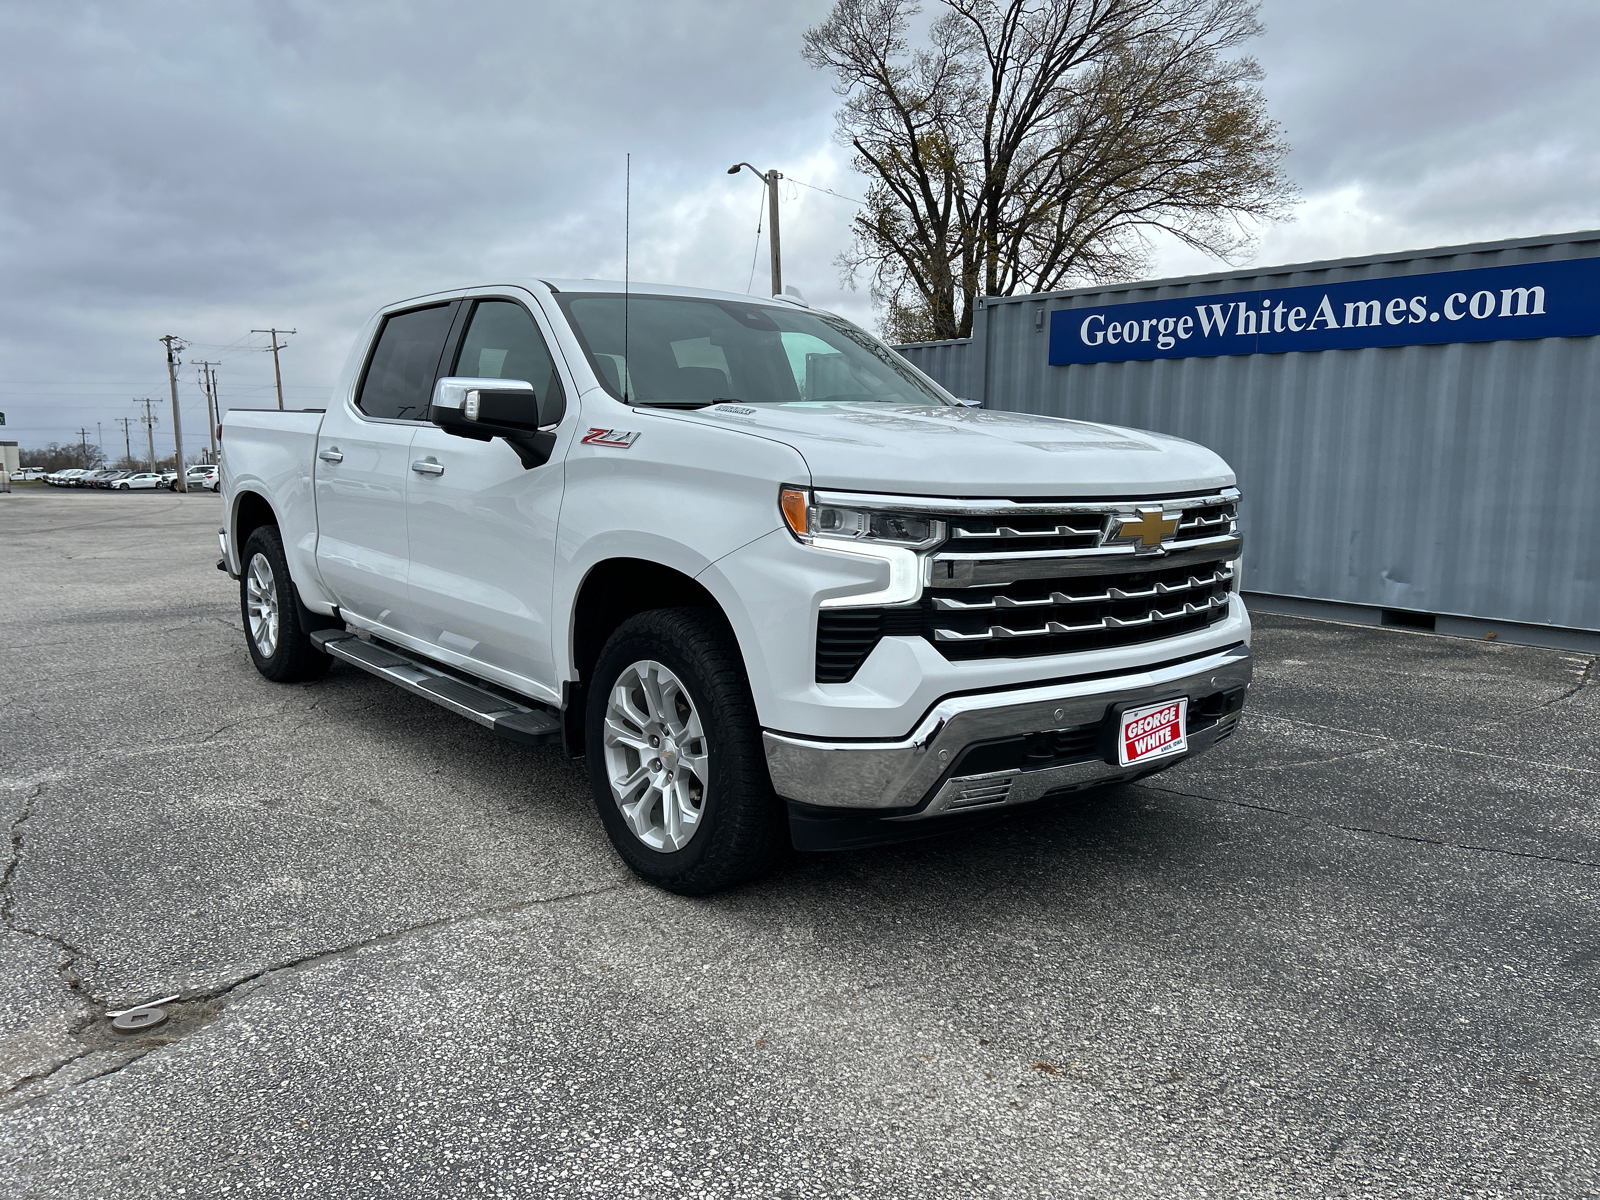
[312,630,562,747]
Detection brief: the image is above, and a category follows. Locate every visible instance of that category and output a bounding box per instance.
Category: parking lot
[1,486,1596,1198]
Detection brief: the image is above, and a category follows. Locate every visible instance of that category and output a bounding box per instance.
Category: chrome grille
[926,561,1234,660]
[813,488,1240,680]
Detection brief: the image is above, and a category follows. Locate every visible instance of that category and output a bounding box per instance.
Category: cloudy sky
[3,0,1597,458]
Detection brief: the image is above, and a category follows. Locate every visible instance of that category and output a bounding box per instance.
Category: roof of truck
[536,278,809,307]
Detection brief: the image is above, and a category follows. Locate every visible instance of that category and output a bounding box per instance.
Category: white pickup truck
[219,280,1250,893]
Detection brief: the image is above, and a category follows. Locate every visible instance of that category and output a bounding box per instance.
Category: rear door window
[356,303,457,420]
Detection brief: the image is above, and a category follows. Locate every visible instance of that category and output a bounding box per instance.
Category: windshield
[554,293,952,408]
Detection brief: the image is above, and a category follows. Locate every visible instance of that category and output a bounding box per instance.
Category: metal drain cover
[111,1007,168,1034]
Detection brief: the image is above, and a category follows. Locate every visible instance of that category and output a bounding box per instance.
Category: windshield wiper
[632,399,720,409]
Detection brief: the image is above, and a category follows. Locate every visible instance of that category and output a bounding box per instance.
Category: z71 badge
[581,428,641,449]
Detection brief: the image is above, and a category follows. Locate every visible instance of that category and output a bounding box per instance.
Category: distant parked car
[47,469,89,486]
[166,465,217,491]
[114,472,164,490]
[93,470,132,489]
[73,469,115,488]
[14,467,49,481]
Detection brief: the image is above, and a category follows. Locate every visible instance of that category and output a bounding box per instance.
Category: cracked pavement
[1,486,1597,1198]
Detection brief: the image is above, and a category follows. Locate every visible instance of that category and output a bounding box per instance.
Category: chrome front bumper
[763,643,1251,819]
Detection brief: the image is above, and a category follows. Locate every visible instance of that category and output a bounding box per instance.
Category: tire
[239,525,332,683]
[118,483,128,490]
[585,608,785,895]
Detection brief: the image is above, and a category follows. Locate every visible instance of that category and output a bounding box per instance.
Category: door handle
[318,447,343,463]
[411,458,444,476]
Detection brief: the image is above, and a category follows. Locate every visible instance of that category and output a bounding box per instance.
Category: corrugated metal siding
[898,230,1600,632]
[896,338,974,399]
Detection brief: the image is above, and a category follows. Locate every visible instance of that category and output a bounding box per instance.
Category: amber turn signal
[779,487,809,538]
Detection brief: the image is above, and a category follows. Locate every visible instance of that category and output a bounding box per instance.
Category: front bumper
[764,641,1250,824]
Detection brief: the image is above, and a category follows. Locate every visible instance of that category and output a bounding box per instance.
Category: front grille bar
[950,519,1104,540]
[933,533,1242,588]
[933,566,1234,612]
[933,592,1230,643]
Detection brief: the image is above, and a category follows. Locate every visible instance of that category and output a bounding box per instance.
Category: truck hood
[676,402,1233,497]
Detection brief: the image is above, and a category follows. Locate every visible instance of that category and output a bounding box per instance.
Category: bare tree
[804,0,1295,342]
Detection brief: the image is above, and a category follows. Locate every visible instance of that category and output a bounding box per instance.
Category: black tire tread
[585,607,785,895]
[240,525,332,684]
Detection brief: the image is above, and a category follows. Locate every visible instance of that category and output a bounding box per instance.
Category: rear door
[314,300,457,630]
[404,293,572,695]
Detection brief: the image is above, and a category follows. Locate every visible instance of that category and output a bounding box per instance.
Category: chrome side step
[311,630,562,747]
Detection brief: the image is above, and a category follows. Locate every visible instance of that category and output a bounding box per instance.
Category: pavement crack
[1142,781,1600,870]
[1,1049,98,1102]
[177,882,633,1009]
[1540,655,1598,709]
[3,884,631,1106]
[2,782,95,1020]
[1249,712,1600,778]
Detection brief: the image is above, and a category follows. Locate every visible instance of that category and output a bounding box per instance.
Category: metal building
[895,229,1600,651]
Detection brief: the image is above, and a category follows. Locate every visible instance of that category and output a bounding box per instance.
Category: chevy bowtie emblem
[1109,508,1180,549]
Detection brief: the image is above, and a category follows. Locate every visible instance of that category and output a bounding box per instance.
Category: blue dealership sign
[1049,256,1600,365]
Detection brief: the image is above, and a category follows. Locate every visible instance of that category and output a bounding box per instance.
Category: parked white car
[219,279,1250,893]
[115,472,164,490]
[14,467,49,481]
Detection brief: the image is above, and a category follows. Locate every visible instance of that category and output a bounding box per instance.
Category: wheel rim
[602,659,710,853]
[246,552,280,659]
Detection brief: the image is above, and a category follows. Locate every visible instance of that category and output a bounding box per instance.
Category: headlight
[779,488,945,550]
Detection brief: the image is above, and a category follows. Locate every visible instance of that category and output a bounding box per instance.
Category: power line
[784,176,865,205]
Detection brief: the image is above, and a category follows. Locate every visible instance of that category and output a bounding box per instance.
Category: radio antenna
[623,152,631,405]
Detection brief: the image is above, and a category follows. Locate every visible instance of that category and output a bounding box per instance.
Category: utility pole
[727,163,783,295]
[76,427,92,463]
[160,334,188,490]
[192,359,220,463]
[116,417,134,465]
[134,398,159,472]
[251,328,295,410]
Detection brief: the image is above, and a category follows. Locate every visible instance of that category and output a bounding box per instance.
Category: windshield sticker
[581,428,641,448]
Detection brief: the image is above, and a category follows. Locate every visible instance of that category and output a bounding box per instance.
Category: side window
[355,304,456,420]
[453,299,564,408]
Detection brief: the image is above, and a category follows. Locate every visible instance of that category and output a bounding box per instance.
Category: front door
[314,300,456,630]
[405,295,572,697]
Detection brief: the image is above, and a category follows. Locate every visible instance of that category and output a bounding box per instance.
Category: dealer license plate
[1118,697,1189,767]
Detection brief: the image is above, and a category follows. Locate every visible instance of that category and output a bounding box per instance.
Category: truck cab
[220,279,1250,892]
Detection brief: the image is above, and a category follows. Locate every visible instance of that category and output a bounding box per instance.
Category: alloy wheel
[602,659,710,852]
[246,552,280,659]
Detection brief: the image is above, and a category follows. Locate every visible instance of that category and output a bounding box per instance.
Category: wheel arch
[564,557,733,757]
[231,488,278,568]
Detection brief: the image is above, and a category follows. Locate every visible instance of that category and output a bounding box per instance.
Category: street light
[729,162,783,296]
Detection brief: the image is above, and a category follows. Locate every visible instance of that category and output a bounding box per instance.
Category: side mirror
[429,377,567,469]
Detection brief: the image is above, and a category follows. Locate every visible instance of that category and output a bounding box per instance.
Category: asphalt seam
[1,781,100,1104]
[179,881,631,1008]
[1247,712,1600,777]
[0,881,632,1106]
[1144,781,1600,870]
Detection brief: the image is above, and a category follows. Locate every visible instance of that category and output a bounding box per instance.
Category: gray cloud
[3,0,1596,452]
